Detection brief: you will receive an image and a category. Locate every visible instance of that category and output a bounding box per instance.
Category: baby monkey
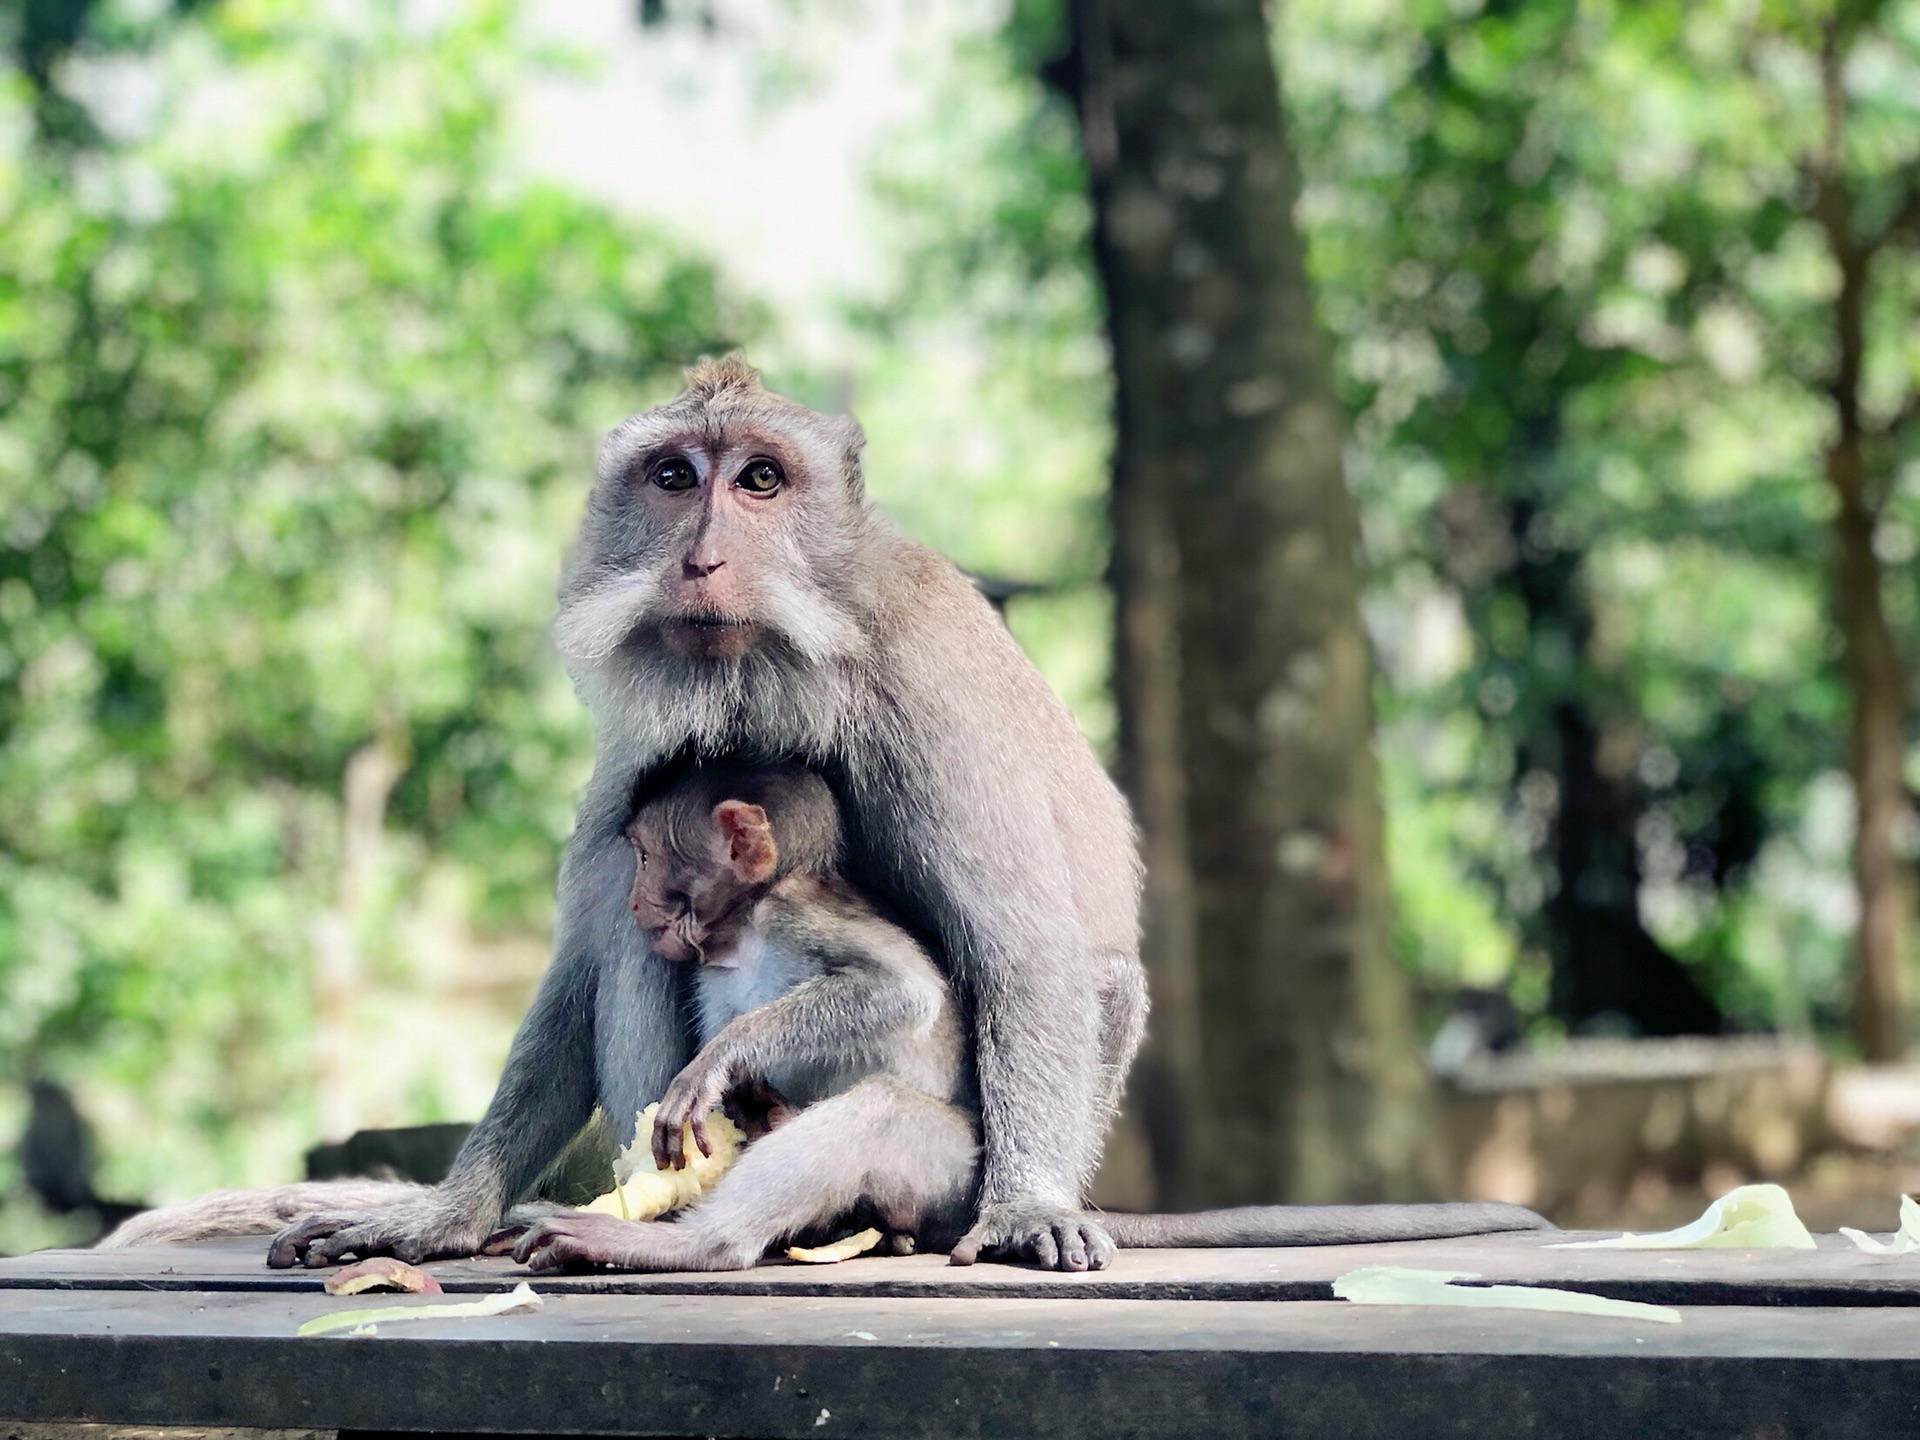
[513,761,980,1272]
[512,762,1550,1274]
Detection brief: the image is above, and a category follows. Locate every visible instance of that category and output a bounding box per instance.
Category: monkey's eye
[652,457,698,492]
[735,458,783,495]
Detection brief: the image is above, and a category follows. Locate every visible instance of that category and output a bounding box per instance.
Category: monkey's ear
[834,415,867,500]
[714,801,777,882]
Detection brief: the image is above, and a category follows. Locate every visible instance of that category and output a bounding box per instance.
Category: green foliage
[4,0,1916,1229]
[855,20,1115,751]
[1284,0,1920,1033]
[0,0,741,1209]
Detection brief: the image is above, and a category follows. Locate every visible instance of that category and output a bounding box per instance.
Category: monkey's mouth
[649,923,704,963]
[675,615,751,630]
[660,609,761,661]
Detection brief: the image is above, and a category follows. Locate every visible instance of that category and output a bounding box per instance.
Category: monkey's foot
[949,1200,1114,1272]
[512,1212,722,1274]
[266,1198,494,1269]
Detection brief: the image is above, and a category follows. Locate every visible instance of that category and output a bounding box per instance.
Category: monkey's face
[555,358,869,672]
[624,800,778,965]
[624,437,806,664]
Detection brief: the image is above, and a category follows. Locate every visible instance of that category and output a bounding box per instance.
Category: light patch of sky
[514,0,968,361]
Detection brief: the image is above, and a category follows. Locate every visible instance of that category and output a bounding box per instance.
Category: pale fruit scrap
[787,1228,883,1264]
[324,1257,443,1296]
[1549,1183,1815,1251]
[1333,1267,1680,1325]
[582,1102,745,1221]
[298,1282,543,1338]
[1841,1193,1920,1254]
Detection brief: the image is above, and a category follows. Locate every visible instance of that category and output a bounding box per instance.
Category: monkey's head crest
[680,351,765,401]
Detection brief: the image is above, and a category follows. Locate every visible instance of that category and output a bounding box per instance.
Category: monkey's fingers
[304,1221,386,1267]
[511,1224,551,1268]
[690,1110,712,1159]
[521,1239,576,1275]
[653,1111,687,1170]
[1034,1217,1113,1272]
[949,1205,1116,1272]
[267,1214,367,1269]
[649,1116,675,1171]
[513,1217,634,1274]
[480,1223,532,1257]
[1083,1222,1117,1271]
[266,1215,333,1269]
[514,1231,577,1274]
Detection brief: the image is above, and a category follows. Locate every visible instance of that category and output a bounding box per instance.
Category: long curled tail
[97,1179,430,1248]
[1101,1202,1554,1249]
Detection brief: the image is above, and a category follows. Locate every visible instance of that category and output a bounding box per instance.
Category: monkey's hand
[512,1212,656,1274]
[949,1201,1115,1272]
[266,1195,494,1270]
[653,1055,732,1170]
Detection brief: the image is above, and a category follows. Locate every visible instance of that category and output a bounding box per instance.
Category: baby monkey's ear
[713,800,778,882]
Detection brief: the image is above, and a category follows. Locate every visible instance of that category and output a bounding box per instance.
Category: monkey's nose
[683,555,726,578]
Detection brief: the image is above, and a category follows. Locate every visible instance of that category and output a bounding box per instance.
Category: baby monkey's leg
[515,1079,978,1273]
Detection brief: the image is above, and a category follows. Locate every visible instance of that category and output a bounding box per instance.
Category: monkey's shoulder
[757,874,943,976]
[860,532,1008,645]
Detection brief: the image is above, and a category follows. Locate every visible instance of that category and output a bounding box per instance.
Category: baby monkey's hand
[652,1056,732,1169]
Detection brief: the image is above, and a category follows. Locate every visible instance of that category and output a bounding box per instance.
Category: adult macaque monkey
[272,354,1148,1272]
[505,761,1548,1273]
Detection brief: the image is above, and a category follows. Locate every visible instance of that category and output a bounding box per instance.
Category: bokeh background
[2,0,1918,1251]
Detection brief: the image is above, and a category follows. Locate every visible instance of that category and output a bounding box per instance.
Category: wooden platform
[5,1232,1920,1437]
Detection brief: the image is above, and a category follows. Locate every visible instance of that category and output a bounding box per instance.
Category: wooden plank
[1,1287,1918,1439]
[10,1232,1920,1307]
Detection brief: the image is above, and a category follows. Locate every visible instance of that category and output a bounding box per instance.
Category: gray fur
[512,770,1552,1274]
[101,1180,426,1248]
[143,360,1546,1271]
[273,355,1146,1272]
[517,1079,979,1272]
[1099,1204,1551,1247]
[516,773,981,1272]
[679,877,970,1111]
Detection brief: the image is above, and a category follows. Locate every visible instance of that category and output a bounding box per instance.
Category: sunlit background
[3,0,1920,1250]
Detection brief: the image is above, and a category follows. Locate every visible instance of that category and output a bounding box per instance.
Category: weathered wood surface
[6,1235,1920,1437]
[7,1230,1920,1307]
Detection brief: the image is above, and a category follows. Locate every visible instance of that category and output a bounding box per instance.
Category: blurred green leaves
[1,0,1916,1226]
[1286,0,1920,1036]
[0,0,741,1210]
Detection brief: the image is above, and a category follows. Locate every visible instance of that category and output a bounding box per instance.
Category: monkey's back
[848,529,1143,963]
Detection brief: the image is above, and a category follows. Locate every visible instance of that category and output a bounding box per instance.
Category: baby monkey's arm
[653,878,953,1169]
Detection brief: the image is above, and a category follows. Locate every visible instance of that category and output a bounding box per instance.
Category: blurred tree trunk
[1494,489,1722,1038]
[1814,28,1911,1063]
[1109,433,1204,1202]
[1542,701,1723,1036]
[1071,0,1437,1204]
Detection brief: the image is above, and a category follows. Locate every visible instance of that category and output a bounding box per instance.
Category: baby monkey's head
[623,761,841,964]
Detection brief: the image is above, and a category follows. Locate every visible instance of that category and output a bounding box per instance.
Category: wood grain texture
[7,1236,1920,1437]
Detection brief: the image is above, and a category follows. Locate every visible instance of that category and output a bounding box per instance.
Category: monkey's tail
[97,1179,430,1248]
[1100,1202,1554,1249]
